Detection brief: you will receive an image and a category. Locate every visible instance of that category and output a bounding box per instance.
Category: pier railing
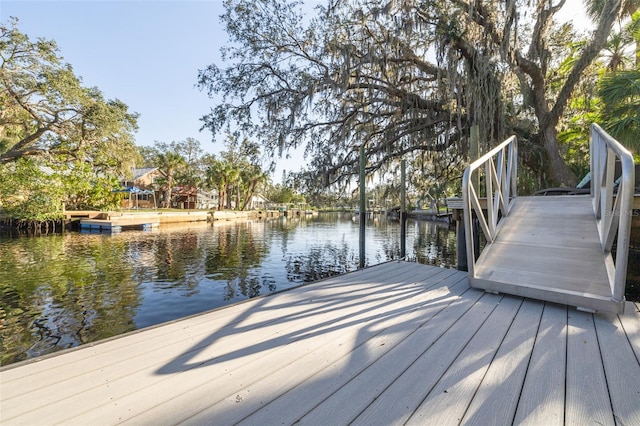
[590,123,635,302]
[462,135,518,276]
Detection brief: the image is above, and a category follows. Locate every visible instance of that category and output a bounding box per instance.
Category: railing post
[590,123,635,304]
[401,160,407,258]
[486,160,494,236]
[462,135,518,278]
[456,216,468,271]
[359,145,366,269]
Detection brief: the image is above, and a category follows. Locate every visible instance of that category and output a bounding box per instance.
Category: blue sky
[1,0,312,176]
[2,0,589,177]
[2,1,223,146]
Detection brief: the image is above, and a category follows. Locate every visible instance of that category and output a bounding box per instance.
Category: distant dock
[71,210,288,232]
[1,262,638,425]
[77,211,209,232]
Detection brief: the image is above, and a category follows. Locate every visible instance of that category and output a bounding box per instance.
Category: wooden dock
[79,218,160,232]
[78,211,210,232]
[1,262,639,425]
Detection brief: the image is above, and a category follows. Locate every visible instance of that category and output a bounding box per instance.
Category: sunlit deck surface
[1,262,639,425]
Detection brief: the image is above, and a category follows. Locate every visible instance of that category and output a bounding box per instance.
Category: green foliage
[557,68,601,181]
[202,135,271,210]
[559,10,640,164]
[141,139,208,207]
[599,69,640,152]
[0,157,122,221]
[155,151,187,207]
[267,184,305,205]
[0,20,139,168]
[0,19,139,222]
[200,0,623,191]
[61,162,122,210]
[0,158,64,222]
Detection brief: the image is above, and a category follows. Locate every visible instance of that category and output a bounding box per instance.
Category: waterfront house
[124,168,165,190]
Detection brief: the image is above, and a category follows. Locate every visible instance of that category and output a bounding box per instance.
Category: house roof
[251,193,269,202]
[172,186,198,196]
[132,167,160,180]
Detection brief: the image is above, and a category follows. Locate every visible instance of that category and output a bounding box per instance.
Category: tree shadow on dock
[154,264,460,376]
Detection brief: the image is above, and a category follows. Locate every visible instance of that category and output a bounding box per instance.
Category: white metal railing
[462,135,518,276]
[590,124,635,302]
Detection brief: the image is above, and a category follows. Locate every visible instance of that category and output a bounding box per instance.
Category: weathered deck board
[566,309,614,425]
[594,312,640,424]
[214,270,471,426]
[458,299,544,425]
[472,195,623,313]
[512,303,567,425]
[1,262,639,425]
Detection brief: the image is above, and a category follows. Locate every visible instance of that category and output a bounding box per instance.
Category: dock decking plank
[233,271,470,426]
[361,296,528,425]
[111,265,455,425]
[475,242,610,297]
[400,296,522,426]
[594,311,640,425]
[297,282,489,425]
[1,262,639,426]
[459,299,544,425]
[513,303,567,426]
[566,310,615,425]
[179,270,468,426]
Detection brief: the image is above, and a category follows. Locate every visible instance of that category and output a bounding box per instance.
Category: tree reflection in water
[0,234,140,365]
[1,213,458,365]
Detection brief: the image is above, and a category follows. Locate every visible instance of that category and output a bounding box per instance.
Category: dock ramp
[462,124,635,313]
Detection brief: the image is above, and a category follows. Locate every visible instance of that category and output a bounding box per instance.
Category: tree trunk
[226,186,233,210]
[162,189,171,208]
[514,0,622,188]
[242,182,257,211]
[541,123,578,187]
[218,185,226,210]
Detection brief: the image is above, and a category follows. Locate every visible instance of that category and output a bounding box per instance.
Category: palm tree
[599,68,640,151]
[593,10,640,151]
[156,151,186,208]
[222,162,241,210]
[203,156,227,210]
[240,164,270,210]
[586,0,640,63]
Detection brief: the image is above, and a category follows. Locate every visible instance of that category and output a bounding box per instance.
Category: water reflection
[0,234,140,365]
[4,212,634,366]
[0,213,457,365]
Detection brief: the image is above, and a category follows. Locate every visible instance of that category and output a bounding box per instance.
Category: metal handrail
[462,135,518,277]
[590,124,635,302]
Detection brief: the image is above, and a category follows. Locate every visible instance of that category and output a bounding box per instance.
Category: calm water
[0,212,456,365]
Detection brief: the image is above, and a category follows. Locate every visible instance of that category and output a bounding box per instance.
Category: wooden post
[470,125,480,195]
[456,210,467,271]
[401,159,407,258]
[359,145,366,268]
[457,125,480,269]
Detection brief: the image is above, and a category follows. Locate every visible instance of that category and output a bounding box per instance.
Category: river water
[2,212,638,366]
[0,212,456,365]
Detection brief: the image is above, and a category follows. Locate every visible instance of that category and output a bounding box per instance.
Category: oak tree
[200,0,623,188]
